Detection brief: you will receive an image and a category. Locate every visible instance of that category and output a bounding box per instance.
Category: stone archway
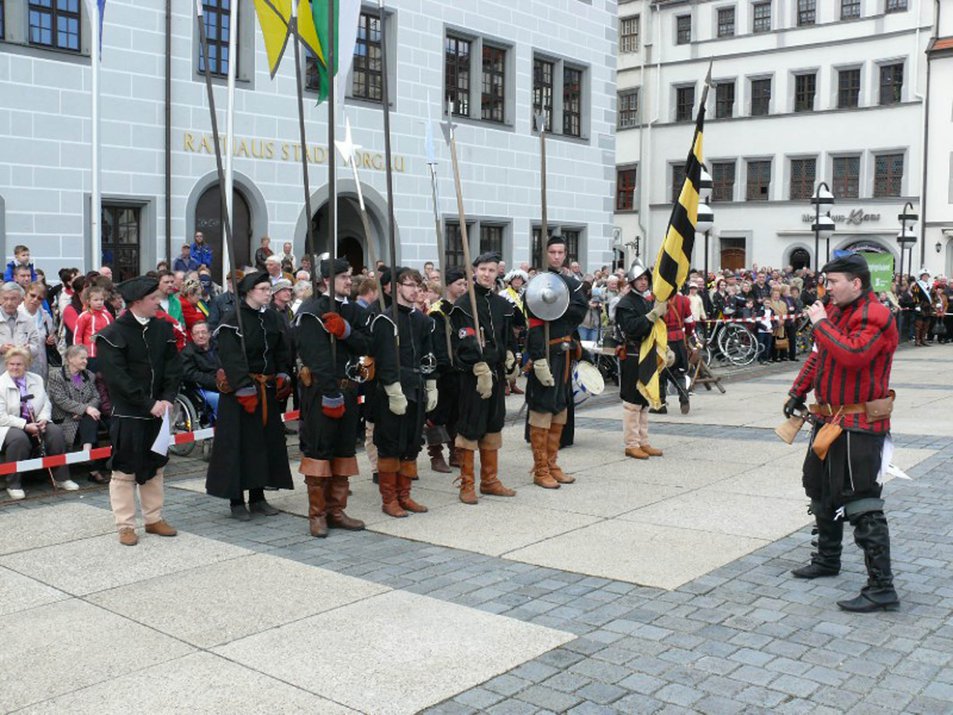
[310,197,369,273]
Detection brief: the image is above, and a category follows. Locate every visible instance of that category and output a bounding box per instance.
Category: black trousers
[2,424,69,488]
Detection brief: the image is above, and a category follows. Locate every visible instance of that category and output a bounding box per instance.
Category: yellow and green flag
[253,0,324,78]
[311,0,363,104]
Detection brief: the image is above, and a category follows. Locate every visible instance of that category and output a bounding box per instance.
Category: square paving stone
[0,531,251,596]
[0,598,194,712]
[0,565,69,616]
[506,519,768,589]
[0,501,115,555]
[88,552,390,647]
[215,589,574,715]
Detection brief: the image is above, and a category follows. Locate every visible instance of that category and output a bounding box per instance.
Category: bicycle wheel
[718,324,757,366]
[169,394,198,457]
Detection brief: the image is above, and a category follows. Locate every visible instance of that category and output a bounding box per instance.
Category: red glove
[235,386,258,415]
[321,393,345,419]
[275,373,292,401]
[322,312,351,340]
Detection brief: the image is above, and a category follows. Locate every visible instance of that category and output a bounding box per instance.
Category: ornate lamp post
[810,182,835,268]
[897,202,918,281]
[697,165,714,281]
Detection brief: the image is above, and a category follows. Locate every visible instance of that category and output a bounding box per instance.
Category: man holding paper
[95,276,183,547]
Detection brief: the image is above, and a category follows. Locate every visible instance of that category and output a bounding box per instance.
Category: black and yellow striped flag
[637,63,711,408]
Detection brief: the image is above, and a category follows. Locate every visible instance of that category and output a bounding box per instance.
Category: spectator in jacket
[254,236,273,270]
[73,285,115,373]
[207,270,242,331]
[157,269,184,327]
[190,231,213,269]
[0,283,41,367]
[19,282,55,381]
[172,244,200,273]
[4,245,37,283]
[179,279,209,340]
[181,322,220,418]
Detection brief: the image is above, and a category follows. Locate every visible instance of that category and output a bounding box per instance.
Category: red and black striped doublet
[790,291,897,434]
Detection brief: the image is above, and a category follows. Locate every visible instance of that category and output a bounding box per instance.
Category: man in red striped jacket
[784,254,899,613]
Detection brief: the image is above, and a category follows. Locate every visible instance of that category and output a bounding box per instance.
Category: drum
[571,361,605,406]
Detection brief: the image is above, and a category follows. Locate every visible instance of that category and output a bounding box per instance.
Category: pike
[535,111,551,365]
[441,102,483,353]
[425,99,446,285]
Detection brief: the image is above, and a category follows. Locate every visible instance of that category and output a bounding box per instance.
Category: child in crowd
[73,285,114,373]
[4,245,37,283]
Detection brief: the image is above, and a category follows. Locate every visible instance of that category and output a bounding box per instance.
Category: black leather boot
[792,508,843,579]
[837,511,900,613]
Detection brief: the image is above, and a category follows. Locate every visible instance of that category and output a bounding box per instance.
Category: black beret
[445,267,466,284]
[821,254,869,277]
[117,276,159,304]
[320,257,351,279]
[238,271,271,295]
[472,251,502,267]
[547,234,566,247]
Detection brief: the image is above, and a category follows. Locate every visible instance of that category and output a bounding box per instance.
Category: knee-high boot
[546,423,575,484]
[792,503,843,579]
[325,476,365,530]
[455,448,478,504]
[837,511,900,612]
[307,480,329,537]
[397,461,428,513]
[530,426,558,489]
[479,448,515,496]
[378,459,407,518]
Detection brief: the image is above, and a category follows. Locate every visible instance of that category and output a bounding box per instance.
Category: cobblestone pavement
[1,346,951,713]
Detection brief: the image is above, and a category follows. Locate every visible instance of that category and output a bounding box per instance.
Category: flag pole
[88,0,101,272]
[195,0,246,354]
[222,0,239,282]
[326,0,338,319]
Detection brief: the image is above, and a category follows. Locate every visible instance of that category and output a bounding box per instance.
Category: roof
[927,37,953,55]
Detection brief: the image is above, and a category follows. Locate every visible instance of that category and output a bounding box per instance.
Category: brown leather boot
[118,528,138,546]
[378,472,408,518]
[448,444,461,468]
[547,423,575,484]
[479,448,515,496]
[455,448,479,504]
[145,520,177,537]
[307,482,329,537]
[509,379,524,395]
[625,446,650,459]
[397,472,429,513]
[531,426,559,489]
[641,444,663,457]
[326,476,365,530]
[428,444,451,473]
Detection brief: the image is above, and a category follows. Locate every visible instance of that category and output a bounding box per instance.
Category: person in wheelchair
[181,321,220,420]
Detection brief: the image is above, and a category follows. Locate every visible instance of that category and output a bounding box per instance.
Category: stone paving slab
[0,501,115,556]
[215,589,574,714]
[0,565,69,617]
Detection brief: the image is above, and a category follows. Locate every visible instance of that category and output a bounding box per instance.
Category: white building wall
[924,6,953,278]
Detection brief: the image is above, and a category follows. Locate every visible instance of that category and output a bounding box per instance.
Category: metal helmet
[626,259,650,284]
[525,272,570,321]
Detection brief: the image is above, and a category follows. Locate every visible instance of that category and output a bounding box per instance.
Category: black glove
[783,395,806,419]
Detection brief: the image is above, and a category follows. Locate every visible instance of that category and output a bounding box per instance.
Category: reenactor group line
[95,243,899,613]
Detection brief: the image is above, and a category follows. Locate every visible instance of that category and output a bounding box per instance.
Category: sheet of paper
[150,407,171,456]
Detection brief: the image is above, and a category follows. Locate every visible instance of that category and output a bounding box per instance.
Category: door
[195,186,252,280]
[720,236,746,271]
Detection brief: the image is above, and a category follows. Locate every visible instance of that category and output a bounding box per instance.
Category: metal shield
[525,272,570,321]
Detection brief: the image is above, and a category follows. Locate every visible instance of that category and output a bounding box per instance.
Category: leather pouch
[298,366,313,388]
[811,408,843,461]
[360,356,376,382]
[865,390,895,421]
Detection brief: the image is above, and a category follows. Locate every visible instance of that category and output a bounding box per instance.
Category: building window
[879,63,903,105]
[481,45,505,122]
[746,160,771,201]
[532,228,578,264]
[886,0,907,12]
[873,153,904,197]
[841,0,861,19]
[480,224,504,254]
[790,158,816,200]
[752,2,772,33]
[838,69,861,108]
[711,161,736,202]
[562,230,580,263]
[676,15,691,44]
[620,15,639,53]
[671,163,687,203]
[533,59,554,131]
[352,12,382,102]
[444,222,466,269]
[445,35,471,117]
[794,73,816,112]
[715,81,735,119]
[563,66,582,137]
[717,7,735,37]
[618,90,640,129]
[29,0,81,52]
[616,168,637,211]
[797,0,816,26]
[197,0,232,76]
[676,86,695,122]
[751,78,771,116]
[0,0,5,40]
[833,156,861,199]
[101,206,142,282]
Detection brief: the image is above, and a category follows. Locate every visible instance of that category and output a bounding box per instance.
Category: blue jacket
[4,260,37,282]
[173,255,200,273]
[191,242,214,268]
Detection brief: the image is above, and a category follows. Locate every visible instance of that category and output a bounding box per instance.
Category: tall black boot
[792,504,843,579]
[837,511,900,613]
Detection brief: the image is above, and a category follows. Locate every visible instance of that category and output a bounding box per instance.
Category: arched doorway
[195,186,252,278]
[790,248,811,271]
[311,197,368,273]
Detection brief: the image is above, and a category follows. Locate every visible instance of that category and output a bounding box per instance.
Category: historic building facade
[0,0,617,279]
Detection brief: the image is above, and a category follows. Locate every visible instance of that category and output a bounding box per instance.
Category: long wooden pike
[535,111,551,364]
[425,100,446,287]
[441,103,483,352]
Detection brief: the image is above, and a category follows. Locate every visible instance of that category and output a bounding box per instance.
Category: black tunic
[295,295,371,463]
[205,302,294,499]
[426,298,460,435]
[615,290,655,407]
[450,284,515,441]
[94,311,182,484]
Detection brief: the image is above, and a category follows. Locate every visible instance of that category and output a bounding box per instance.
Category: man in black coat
[206,269,242,331]
[449,253,519,504]
[205,272,294,520]
[525,236,587,489]
[295,258,370,537]
[615,261,667,460]
[370,268,437,517]
[95,276,183,547]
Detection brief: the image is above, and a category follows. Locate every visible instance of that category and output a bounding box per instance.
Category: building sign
[801,209,881,225]
[182,132,407,173]
[860,252,894,293]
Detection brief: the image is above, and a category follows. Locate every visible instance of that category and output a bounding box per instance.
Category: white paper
[150,408,171,456]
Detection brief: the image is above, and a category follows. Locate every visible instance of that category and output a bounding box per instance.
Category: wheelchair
[169,385,217,460]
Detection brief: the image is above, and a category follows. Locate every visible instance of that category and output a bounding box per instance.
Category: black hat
[379,265,392,288]
[547,234,566,247]
[821,254,871,289]
[117,276,159,304]
[472,251,502,267]
[445,267,466,284]
[238,271,270,295]
[320,257,351,279]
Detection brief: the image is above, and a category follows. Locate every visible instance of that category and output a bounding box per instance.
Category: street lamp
[810,182,835,268]
[698,165,714,282]
[897,202,918,280]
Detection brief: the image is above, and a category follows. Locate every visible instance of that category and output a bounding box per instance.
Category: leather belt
[809,402,865,416]
[250,373,275,425]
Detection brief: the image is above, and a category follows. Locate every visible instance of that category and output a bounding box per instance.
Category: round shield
[525,272,570,321]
